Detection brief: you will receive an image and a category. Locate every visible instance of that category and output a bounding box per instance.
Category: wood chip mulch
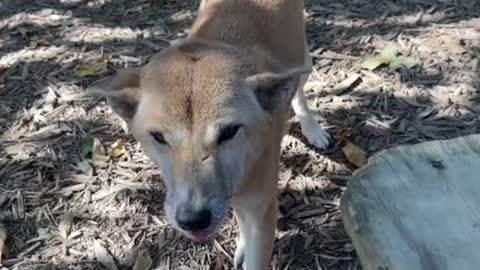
[0,0,479,269]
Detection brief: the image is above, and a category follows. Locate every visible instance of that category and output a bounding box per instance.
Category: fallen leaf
[109,139,126,159]
[389,56,417,70]
[440,35,465,54]
[0,223,7,262]
[361,45,397,71]
[74,61,108,77]
[361,56,388,71]
[342,141,367,168]
[362,45,416,71]
[132,247,153,270]
[13,236,27,253]
[58,213,74,239]
[381,45,397,60]
[335,128,352,143]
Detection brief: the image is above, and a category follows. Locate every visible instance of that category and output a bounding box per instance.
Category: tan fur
[89,1,330,269]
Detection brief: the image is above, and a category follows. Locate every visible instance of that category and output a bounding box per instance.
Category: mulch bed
[0,0,479,269]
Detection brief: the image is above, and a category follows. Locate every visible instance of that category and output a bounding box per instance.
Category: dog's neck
[190,1,259,46]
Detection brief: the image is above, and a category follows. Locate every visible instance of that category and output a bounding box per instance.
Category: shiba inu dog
[90,0,330,269]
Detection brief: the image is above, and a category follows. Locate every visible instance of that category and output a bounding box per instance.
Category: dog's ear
[247,66,311,112]
[88,68,141,120]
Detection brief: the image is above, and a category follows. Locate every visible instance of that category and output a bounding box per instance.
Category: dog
[89,0,331,269]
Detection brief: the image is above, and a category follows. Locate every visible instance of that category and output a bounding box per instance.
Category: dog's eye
[217,124,242,144]
[150,131,168,145]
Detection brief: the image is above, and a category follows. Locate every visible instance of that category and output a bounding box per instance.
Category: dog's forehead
[140,45,255,128]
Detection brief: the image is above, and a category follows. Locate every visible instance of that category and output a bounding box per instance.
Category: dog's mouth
[185,230,213,242]
[179,210,229,243]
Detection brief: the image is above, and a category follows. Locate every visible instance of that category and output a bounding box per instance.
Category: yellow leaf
[361,56,389,71]
[109,139,127,158]
[362,45,398,71]
[74,61,108,77]
[363,45,416,71]
[342,141,368,168]
[380,45,397,60]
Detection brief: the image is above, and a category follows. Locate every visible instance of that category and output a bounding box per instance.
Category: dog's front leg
[233,211,246,269]
[233,199,277,270]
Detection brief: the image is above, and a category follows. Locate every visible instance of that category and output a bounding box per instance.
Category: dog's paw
[234,240,245,269]
[300,117,332,150]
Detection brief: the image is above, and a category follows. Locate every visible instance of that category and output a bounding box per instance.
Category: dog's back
[191,0,307,69]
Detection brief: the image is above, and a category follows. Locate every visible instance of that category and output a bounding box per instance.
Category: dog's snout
[176,207,212,232]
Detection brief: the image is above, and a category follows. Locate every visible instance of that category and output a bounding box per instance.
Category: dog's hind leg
[291,49,331,149]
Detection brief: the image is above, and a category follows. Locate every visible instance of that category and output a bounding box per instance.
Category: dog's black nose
[176,207,212,231]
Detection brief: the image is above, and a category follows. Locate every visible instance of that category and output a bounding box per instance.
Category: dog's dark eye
[217,124,242,144]
[150,131,168,145]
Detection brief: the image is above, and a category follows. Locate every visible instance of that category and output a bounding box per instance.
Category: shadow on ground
[0,0,479,269]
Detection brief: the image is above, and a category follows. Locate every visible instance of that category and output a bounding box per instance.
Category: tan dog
[90,0,330,269]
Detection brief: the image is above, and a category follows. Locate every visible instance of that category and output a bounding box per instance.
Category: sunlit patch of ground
[0,0,479,269]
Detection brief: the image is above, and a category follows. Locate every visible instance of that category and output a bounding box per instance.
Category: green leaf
[362,56,388,71]
[380,45,398,60]
[13,237,26,252]
[362,45,416,71]
[74,61,108,77]
[388,58,403,70]
[82,134,95,159]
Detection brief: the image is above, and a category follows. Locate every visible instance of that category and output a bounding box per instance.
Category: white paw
[234,237,245,269]
[300,117,332,149]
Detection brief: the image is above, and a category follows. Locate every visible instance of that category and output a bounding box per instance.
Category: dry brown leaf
[109,139,126,159]
[132,247,153,270]
[441,35,465,54]
[58,213,74,239]
[0,223,7,263]
[342,141,368,168]
[336,128,352,143]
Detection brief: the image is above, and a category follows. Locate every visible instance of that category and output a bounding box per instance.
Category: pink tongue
[190,231,210,242]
